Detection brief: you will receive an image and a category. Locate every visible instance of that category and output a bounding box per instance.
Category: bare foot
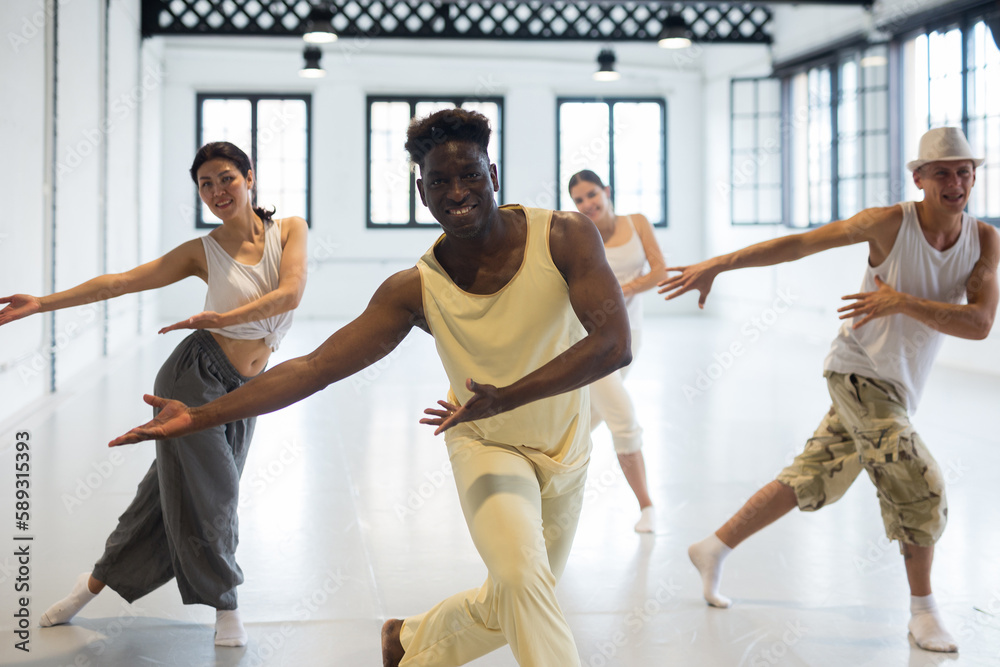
[381,618,404,667]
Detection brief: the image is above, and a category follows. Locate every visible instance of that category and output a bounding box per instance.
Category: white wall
[0,0,50,419]
[0,0,161,427]
[156,37,721,321]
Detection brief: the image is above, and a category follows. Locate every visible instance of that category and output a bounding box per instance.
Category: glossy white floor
[1,316,998,667]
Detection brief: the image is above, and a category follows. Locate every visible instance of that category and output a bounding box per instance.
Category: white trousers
[589,329,643,454]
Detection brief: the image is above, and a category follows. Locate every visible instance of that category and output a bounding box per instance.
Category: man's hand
[109,394,195,446]
[657,262,720,308]
[838,275,905,329]
[420,378,502,435]
[0,294,42,326]
[158,311,223,334]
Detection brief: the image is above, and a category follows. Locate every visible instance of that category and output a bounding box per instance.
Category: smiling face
[416,140,499,239]
[196,158,254,222]
[569,180,613,223]
[913,159,976,214]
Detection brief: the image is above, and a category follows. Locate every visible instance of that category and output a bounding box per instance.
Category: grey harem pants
[92,330,255,610]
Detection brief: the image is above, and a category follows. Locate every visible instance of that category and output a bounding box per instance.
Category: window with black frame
[367,97,503,228]
[195,94,311,228]
[729,78,783,225]
[557,98,667,227]
[780,44,890,229]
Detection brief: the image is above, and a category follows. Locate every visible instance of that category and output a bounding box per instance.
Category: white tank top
[416,205,591,472]
[202,218,293,352]
[824,201,980,413]
[604,215,647,328]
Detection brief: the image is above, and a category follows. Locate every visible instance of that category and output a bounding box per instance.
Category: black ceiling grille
[141,1,772,44]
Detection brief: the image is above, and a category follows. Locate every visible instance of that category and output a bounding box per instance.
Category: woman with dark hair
[0,141,308,646]
[568,169,665,532]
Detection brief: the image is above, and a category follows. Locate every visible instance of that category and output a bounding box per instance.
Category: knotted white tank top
[202,218,293,352]
[824,201,980,413]
[416,205,591,471]
[604,215,647,327]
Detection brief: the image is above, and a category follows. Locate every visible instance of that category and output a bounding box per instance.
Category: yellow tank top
[416,205,591,470]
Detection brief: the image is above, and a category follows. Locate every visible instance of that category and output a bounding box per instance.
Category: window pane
[256,99,308,220]
[613,102,663,223]
[732,80,756,114]
[928,27,963,127]
[967,19,1000,220]
[370,102,412,225]
[199,99,252,225]
[730,78,782,225]
[559,102,611,212]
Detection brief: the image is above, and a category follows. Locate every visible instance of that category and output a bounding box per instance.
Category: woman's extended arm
[0,239,204,327]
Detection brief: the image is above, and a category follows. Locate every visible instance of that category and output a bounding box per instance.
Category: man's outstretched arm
[111,269,423,446]
[657,205,902,308]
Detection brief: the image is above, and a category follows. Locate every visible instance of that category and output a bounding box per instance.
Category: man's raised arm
[658,205,902,308]
[111,269,424,446]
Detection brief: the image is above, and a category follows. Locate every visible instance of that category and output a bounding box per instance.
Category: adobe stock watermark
[56,64,165,176]
[747,619,808,666]
[682,288,797,402]
[853,457,968,574]
[242,568,348,666]
[394,458,455,522]
[585,577,682,667]
[17,304,102,385]
[239,438,305,511]
[7,0,74,53]
[349,330,416,392]
[61,448,132,514]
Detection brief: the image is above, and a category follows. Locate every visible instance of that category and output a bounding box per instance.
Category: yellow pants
[399,428,588,666]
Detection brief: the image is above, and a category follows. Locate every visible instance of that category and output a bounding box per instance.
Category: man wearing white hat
[660,126,998,653]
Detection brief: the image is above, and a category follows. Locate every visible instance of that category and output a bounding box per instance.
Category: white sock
[39,572,98,627]
[215,608,248,647]
[634,506,655,533]
[688,534,733,608]
[908,594,957,652]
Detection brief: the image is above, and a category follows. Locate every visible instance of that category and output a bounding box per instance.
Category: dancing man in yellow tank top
[110,108,631,666]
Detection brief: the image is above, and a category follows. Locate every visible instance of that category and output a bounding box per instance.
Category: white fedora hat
[907,126,984,171]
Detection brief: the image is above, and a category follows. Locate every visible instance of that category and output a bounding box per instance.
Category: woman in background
[568,169,665,532]
[0,141,308,646]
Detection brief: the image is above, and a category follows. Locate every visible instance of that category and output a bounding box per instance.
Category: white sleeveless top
[824,201,980,413]
[416,205,591,472]
[604,215,647,328]
[202,218,293,352]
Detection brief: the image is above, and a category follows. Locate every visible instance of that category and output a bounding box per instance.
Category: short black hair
[405,108,492,170]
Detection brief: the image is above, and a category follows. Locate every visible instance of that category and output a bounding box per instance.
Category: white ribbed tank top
[824,201,980,412]
[202,218,293,352]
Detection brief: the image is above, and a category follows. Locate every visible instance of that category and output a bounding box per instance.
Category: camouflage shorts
[776,371,946,547]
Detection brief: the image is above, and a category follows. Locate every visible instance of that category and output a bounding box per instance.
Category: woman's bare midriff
[210,332,271,377]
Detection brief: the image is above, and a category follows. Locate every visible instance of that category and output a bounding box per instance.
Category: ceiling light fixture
[303,5,337,43]
[658,14,693,49]
[299,46,326,78]
[593,48,621,82]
